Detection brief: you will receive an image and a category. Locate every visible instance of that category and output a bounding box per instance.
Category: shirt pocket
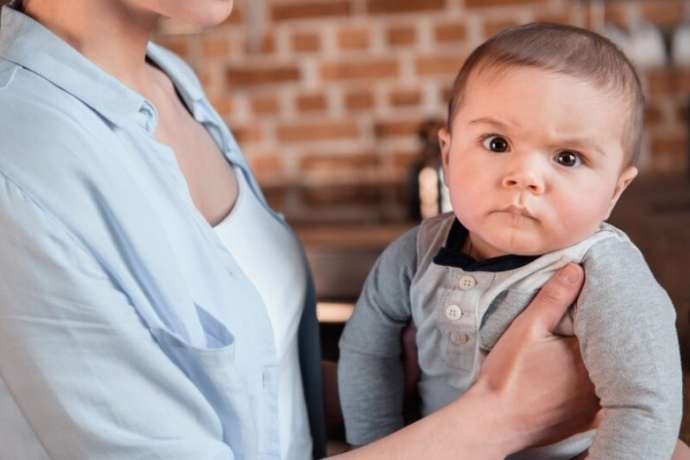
[151,303,258,459]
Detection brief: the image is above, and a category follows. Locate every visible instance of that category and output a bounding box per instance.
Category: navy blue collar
[433,219,539,272]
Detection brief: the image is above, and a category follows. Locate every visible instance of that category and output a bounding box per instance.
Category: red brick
[220,6,244,26]
[644,105,663,125]
[226,64,300,87]
[386,25,417,46]
[338,27,371,50]
[651,133,687,157]
[300,153,380,174]
[244,34,276,54]
[603,3,629,27]
[321,59,399,80]
[249,154,284,181]
[209,95,235,117]
[414,54,464,76]
[533,11,576,26]
[292,32,321,53]
[277,121,360,142]
[271,1,351,21]
[374,119,423,138]
[647,139,688,173]
[647,70,674,95]
[201,36,230,58]
[440,84,454,104]
[250,95,281,115]
[465,0,546,7]
[367,0,446,14]
[232,124,264,144]
[301,184,383,207]
[389,88,422,107]
[296,93,328,112]
[646,69,676,96]
[483,19,520,38]
[391,150,419,172]
[641,2,686,26]
[262,185,287,210]
[345,90,374,110]
[676,69,690,93]
[434,23,467,43]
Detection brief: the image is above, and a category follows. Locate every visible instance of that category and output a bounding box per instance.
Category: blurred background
[155,0,690,445]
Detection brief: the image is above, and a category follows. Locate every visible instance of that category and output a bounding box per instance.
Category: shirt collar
[0,6,203,127]
[433,218,539,272]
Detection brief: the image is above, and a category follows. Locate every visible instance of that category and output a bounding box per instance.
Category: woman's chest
[154,99,238,226]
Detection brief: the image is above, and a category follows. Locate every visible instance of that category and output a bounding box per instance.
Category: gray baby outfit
[338,213,682,459]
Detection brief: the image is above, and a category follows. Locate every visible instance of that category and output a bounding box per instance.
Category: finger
[520,263,584,333]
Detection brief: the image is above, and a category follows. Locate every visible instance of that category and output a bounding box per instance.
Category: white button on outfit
[459,275,476,290]
[445,304,463,321]
[450,331,470,345]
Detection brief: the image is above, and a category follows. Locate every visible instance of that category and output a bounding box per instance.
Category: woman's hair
[446,22,645,165]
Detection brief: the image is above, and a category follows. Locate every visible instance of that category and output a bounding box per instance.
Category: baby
[338,23,682,459]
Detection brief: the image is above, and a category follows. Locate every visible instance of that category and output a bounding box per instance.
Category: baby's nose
[501,170,545,194]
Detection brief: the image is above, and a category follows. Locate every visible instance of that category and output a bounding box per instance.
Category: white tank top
[213,167,312,460]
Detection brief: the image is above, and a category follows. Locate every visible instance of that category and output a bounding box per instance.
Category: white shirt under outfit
[214,166,312,460]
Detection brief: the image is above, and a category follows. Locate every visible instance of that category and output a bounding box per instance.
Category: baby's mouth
[500,204,535,219]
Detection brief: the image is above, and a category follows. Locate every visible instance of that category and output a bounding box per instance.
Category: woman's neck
[24,0,159,93]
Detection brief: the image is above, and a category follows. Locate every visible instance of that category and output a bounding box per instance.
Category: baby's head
[438,23,643,259]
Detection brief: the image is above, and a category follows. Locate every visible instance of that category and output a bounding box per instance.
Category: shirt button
[445,304,463,321]
[459,275,477,290]
[450,331,470,345]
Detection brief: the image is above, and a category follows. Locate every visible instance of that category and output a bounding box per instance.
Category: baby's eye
[554,150,582,167]
[482,135,510,153]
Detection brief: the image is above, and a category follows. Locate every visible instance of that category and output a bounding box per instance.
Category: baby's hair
[447,23,645,165]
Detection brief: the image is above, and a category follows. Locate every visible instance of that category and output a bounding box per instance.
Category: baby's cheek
[450,187,483,224]
[550,195,608,242]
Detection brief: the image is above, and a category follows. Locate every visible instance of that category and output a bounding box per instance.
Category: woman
[0,1,680,459]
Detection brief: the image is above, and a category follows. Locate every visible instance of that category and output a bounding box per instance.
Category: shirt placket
[437,271,492,375]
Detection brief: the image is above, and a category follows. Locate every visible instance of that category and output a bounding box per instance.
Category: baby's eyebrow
[468,117,513,130]
[553,138,606,157]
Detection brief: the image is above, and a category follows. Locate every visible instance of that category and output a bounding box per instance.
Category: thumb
[521,263,584,334]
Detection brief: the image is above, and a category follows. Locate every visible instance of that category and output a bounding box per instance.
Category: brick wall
[155,0,690,223]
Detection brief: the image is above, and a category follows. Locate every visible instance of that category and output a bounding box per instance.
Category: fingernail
[558,264,579,284]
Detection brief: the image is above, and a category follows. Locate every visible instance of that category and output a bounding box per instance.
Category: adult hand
[471,262,600,454]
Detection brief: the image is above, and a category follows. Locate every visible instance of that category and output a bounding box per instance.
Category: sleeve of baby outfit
[0,174,234,459]
[337,226,419,446]
[575,236,683,460]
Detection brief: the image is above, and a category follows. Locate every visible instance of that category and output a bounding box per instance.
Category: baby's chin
[487,231,591,258]
[482,231,555,258]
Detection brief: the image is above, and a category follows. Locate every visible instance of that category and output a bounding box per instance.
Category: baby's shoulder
[581,223,646,274]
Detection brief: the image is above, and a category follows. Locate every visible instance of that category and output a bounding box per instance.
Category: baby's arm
[576,237,683,459]
[338,227,418,446]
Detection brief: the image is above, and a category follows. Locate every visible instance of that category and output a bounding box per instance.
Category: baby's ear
[438,127,452,170]
[607,165,638,217]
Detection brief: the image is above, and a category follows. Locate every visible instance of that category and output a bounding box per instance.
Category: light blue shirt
[0,6,325,459]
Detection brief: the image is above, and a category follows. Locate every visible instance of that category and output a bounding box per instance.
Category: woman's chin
[164,2,235,28]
